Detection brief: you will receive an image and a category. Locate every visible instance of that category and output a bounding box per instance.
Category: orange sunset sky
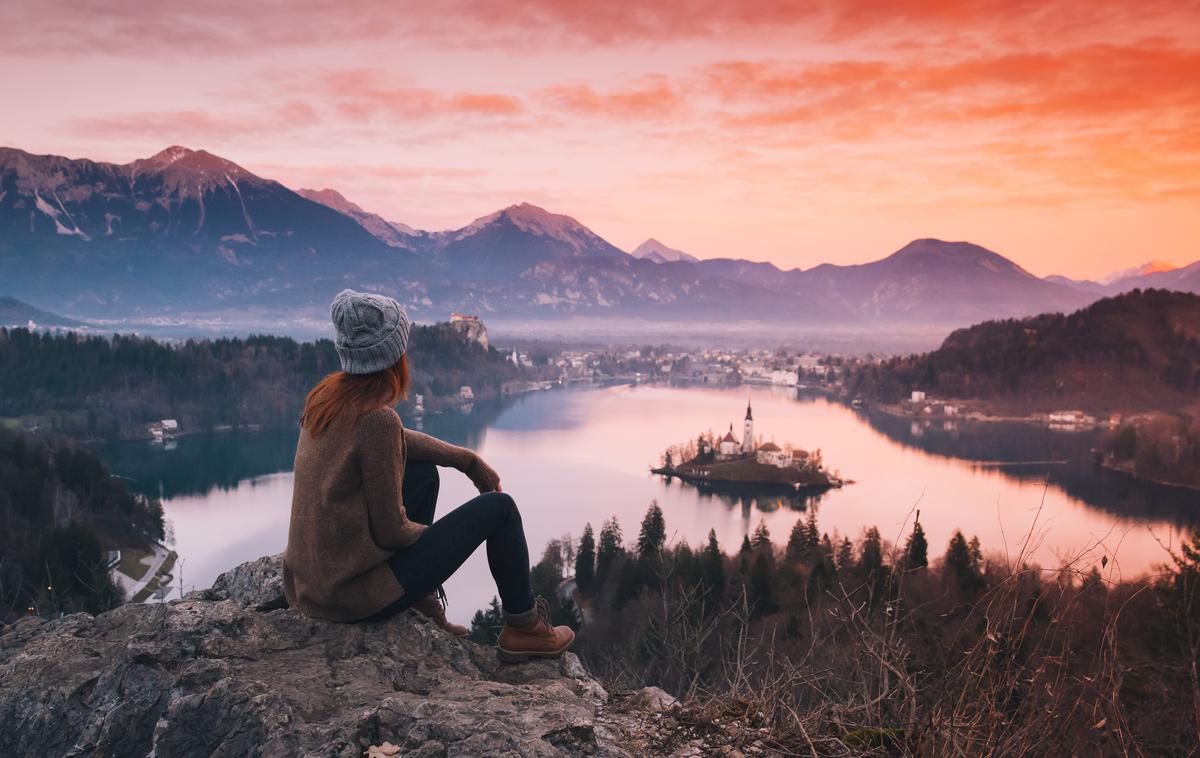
[3,0,1197,279]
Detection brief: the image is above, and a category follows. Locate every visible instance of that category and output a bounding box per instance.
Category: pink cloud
[537,76,685,119]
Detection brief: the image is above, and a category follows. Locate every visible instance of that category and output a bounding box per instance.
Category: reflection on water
[94,384,1199,622]
[858,408,1200,525]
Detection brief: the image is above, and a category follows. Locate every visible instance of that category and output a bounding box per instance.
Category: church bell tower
[742,398,754,453]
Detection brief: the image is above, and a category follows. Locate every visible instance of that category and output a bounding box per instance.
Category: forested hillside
[846,289,1200,412]
[517,503,1200,754]
[0,321,537,440]
[0,428,163,620]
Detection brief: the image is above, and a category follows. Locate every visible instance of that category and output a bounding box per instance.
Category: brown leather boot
[496,596,575,662]
[411,593,469,638]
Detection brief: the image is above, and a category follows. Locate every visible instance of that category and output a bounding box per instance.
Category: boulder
[187,552,287,610]
[0,555,634,757]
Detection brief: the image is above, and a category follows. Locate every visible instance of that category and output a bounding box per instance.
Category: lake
[96,383,1200,622]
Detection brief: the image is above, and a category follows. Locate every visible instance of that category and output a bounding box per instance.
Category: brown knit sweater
[282,406,500,622]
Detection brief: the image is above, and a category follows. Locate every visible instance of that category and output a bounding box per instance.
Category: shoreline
[650,465,840,494]
[864,400,1105,427]
[1099,459,1200,493]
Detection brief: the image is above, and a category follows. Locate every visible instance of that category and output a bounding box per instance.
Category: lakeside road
[113,544,169,600]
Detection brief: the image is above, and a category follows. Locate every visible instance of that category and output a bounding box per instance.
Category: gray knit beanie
[330,289,411,375]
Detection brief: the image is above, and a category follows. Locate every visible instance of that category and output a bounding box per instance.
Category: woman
[282,289,574,662]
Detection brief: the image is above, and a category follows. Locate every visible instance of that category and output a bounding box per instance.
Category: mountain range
[2,145,1195,333]
[0,296,82,328]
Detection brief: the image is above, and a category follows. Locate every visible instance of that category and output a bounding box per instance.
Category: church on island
[706,400,811,469]
[652,399,836,491]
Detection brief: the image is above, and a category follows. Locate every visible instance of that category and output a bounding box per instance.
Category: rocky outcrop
[0,555,640,757]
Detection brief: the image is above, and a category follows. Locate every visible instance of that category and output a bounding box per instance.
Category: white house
[911,391,926,403]
[459,386,475,400]
[769,370,798,386]
[755,441,791,468]
[718,426,740,457]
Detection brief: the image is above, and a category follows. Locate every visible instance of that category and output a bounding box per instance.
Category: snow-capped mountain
[0,146,420,314]
[3,145,1178,331]
[632,238,699,264]
[1101,260,1178,286]
[1048,259,1199,297]
[1106,260,1200,294]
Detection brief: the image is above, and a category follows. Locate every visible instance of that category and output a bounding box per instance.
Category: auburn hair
[300,355,410,437]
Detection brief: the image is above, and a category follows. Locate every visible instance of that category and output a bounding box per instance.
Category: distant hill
[0,296,82,327]
[788,239,1091,325]
[0,143,1164,332]
[0,318,537,441]
[846,289,1200,412]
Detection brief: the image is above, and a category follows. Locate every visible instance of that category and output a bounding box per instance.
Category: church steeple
[742,398,754,453]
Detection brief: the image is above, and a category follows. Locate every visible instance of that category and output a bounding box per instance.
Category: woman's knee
[480,491,518,520]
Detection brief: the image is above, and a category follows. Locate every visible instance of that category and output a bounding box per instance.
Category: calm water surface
[96,384,1199,621]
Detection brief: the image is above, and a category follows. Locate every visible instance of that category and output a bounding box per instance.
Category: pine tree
[808,532,837,593]
[612,557,643,612]
[575,523,596,594]
[968,536,983,571]
[786,519,808,562]
[469,596,504,644]
[674,539,700,590]
[836,537,855,572]
[739,534,754,575]
[945,530,984,593]
[701,529,726,601]
[749,550,778,617]
[860,527,884,576]
[751,519,772,549]
[596,517,624,587]
[904,520,929,569]
[637,501,667,558]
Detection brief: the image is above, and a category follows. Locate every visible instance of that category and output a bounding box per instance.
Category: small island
[651,400,843,492]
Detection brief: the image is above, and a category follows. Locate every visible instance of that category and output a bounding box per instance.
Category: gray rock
[627,686,678,712]
[194,552,288,610]
[0,555,642,758]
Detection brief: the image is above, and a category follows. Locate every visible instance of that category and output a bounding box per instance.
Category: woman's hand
[465,455,502,494]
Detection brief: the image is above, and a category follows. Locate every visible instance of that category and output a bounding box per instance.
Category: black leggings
[361,461,535,621]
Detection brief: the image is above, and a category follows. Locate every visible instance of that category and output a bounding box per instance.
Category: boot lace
[534,595,552,624]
